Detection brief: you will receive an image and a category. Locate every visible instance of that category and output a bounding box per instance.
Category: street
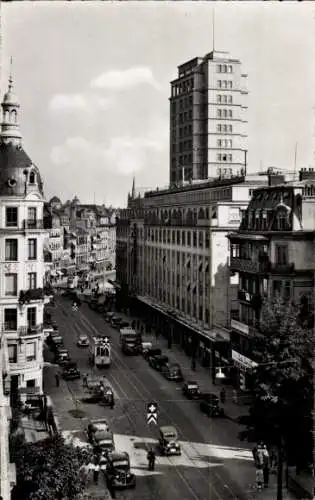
[43,296,253,500]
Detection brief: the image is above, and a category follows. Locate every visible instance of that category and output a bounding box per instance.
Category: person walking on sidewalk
[55,373,60,387]
[255,467,264,491]
[220,388,226,404]
[263,465,270,488]
[93,462,100,485]
[82,374,88,389]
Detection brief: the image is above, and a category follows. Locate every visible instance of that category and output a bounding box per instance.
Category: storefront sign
[231,319,249,335]
[232,350,258,370]
[228,208,241,225]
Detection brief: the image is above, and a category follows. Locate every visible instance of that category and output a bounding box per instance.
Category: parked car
[162,362,184,381]
[105,451,136,490]
[55,347,71,365]
[143,347,162,361]
[87,419,110,440]
[149,354,169,371]
[119,320,129,329]
[89,428,115,454]
[105,312,115,323]
[77,334,89,347]
[111,317,124,329]
[199,393,225,417]
[159,426,181,456]
[182,381,201,399]
[89,385,115,407]
[62,362,81,380]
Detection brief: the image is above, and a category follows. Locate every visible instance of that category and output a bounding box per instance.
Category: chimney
[299,167,315,181]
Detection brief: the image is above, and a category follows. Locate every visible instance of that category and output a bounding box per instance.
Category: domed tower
[0,68,46,395]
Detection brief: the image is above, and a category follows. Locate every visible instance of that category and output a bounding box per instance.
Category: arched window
[11,110,17,123]
[29,171,36,184]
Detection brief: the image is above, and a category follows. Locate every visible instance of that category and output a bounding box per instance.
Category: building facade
[0,74,47,394]
[228,169,315,391]
[116,173,268,379]
[169,50,248,184]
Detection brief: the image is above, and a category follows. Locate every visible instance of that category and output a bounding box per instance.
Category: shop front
[231,349,258,391]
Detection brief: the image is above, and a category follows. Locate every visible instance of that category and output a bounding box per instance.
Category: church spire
[1,58,22,146]
[131,175,136,200]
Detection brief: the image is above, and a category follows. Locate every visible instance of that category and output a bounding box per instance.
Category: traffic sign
[146,402,158,425]
[103,336,109,344]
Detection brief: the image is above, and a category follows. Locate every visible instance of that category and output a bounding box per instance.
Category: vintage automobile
[149,354,169,371]
[55,348,71,365]
[105,451,136,490]
[89,428,115,454]
[182,381,201,399]
[89,384,115,407]
[62,362,81,380]
[77,334,89,347]
[111,316,123,329]
[143,347,162,361]
[162,362,184,382]
[159,426,181,456]
[104,311,115,323]
[87,419,110,440]
[199,393,225,417]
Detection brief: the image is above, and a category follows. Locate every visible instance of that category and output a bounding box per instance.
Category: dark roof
[0,141,32,170]
[50,196,61,203]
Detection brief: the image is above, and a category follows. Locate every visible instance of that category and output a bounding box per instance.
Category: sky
[2,1,315,207]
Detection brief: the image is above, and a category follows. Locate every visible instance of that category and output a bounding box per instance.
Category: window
[5,239,18,261]
[6,207,18,227]
[27,307,37,328]
[187,232,191,246]
[217,95,221,103]
[229,125,233,133]
[229,81,233,89]
[217,124,221,132]
[28,272,37,289]
[5,274,17,296]
[193,231,197,247]
[25,343,36,362]
[217,154,222,161]
[217,65,222,73]
[28,207,37,224]
[229,95,233,104]
[275,245,288,265]
[8,344,17,363]
[28,239,37,260]
[228,65,233,73]
[29,171,36,184]
[4,309,17,330]
[217,80,222,88]
[217,109,222,118]
[217,139,222,147]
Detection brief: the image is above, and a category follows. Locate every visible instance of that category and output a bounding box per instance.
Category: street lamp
[215,367,226,380]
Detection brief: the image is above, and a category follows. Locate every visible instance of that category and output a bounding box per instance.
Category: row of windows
[171,78,194,97]
[217,139,233,148]
[5,238,37,261]
[217,64,233,74]
[144,228,210,248]
[217,108,233,119]
[6,207,37,227]
[178,125,193,138]
[232,243,288,265]
[4,307,37,331]
[5,272,37,295]
[217,124,233,133]
[177,140,193,153]
[217,94,233,104]
[217,80,233,89]
[178,110,193,124]
[217,153,233,162]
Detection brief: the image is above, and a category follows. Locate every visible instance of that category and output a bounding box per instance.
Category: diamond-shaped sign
[146,402,158,425]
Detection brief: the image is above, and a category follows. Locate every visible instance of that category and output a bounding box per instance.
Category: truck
[120,328,142,355]
[89,336,111,368]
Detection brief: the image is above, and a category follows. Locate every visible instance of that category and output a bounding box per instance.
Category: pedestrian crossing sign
[146,402,158,425]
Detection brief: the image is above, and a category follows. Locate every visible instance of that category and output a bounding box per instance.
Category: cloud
[50,132,165,176]
[90,67,160,91]
[49,93,113,113]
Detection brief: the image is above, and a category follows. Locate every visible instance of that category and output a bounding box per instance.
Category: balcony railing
[230,257,270,274]
[270,262,295,274]
[19,324,43,336]
[19,288,44,304]
[23,219,44,230]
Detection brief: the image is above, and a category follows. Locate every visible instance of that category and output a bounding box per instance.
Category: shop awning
[228,233,268,241]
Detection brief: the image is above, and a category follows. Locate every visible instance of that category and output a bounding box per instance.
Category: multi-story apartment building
[0,339,15,500]
[116,172,268,377]
[228,168,315,391]
[169,50,248,184]
[0,73,47,394]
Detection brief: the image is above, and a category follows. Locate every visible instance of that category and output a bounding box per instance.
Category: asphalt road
[43,297,252,500]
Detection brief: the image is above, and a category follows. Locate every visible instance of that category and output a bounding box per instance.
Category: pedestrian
[191,358,196,371]
[255,467,264,490]
[233,389,238,404]
[220,387,226,404]
[263,466,270,488]
[55,373,60,387]
[110,395,115,410]
[93,463,100,485]
[82,374,88,389]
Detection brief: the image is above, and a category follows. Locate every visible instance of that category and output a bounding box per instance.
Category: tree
[12,433,92,500]
[239,294,313,470]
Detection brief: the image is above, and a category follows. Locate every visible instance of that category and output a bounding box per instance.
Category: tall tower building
[169,50,248,184]
[0,69,46,395]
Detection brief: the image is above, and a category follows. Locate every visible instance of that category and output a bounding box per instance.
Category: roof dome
[50,196,61,204]
[0,142,44,197]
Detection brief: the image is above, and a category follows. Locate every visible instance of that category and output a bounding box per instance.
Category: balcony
[18,324,43,337]
[230,257,270,274]
[19,288,44,305]
[270,262,295,274]
[23,219,44,230]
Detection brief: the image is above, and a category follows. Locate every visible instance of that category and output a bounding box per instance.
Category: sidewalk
[118,310,298,500]
[21,416,50,443]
